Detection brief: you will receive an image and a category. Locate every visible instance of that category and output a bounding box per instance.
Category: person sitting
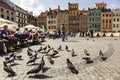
[15,28,22,35]
[23,28,29,35]
[1,25,18,52]
[0,30,7,54]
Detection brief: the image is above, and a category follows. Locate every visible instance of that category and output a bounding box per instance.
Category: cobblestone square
[0,37,120,80]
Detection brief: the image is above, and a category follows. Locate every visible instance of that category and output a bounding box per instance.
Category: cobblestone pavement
[0,37,120,80]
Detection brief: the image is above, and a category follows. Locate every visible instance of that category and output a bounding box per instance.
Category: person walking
[60,24,65,41]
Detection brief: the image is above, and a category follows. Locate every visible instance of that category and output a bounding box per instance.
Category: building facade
[47,8,59,32]
[57,10,69,32]
[0,1,15,22]
[68,2,79,32]
[88,8,102,31]
[27,12,37,26]
[37,11,48,28]
[102,9,113,32]
[15,5,27,28]
[112,9,120,32]
[79,10,88,32]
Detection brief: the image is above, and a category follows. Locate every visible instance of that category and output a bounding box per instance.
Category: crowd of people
[0,25,39,55]
[0,24,95,55]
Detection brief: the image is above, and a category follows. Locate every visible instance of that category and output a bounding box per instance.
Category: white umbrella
[0,23,18,31]
[23,25,40,30]
[0,18,18,31]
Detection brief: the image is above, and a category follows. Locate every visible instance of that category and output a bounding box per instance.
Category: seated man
[1,25,18,51]
[15,28,22,35]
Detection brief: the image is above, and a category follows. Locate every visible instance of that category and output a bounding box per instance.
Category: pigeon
[42,46,47,51]
[30,51,39,59]
[66,59,79,74]
[65,45,68,51]
[3,61,16,76]
[37,46,42,52]
[99,50,104,57]
[53,49,59,54]
[27,64,42,75]
[6,56,16,64]
[9,53,15,58]
[40,56,45,73]
[51,52,59,58]
[99,50,107,61]
[57,45,61,50]
[28,46,33,51]
[27,56,45,75]
[84,49,90,56]
[15,55,23,60]
[41,49,51,55]
[83,57,93,64]
[48,45,51,49]
[5,57,10,61]
[47,54,54,65]
[26,57,36,65]
[71,49,76,57]
[27,50,33,57]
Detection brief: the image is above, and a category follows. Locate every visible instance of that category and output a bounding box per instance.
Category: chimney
[49,7,51,11]
[58,5,60,10]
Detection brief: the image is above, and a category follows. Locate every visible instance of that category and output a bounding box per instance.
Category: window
[48,26,50,29]
[48,21,50,24]
[7,10,9,13]
[1,8,3,11]
[109,20,111,23]
[117,18,119,22]
[7,16,9,20]
[114,18,116,22]
[103,14,104,16]
[54,26,56,29]
[89,13,91,16]
[113,24,115,28]
[106,14,108,17]
[11,18,14,21]
[117,24,119,28]
[89,18,91,21]
[1,15,4,18]
[51,16,53,18]
[103,20,104,23]
[106,20,108,23]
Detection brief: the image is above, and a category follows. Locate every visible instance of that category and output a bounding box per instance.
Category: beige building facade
[68,2,79,32]
[79,10,88,32]
[0,1,15,22]
[57,10,69,32]
[112,9,120,32]
[37,11,48,28]
[47,8,58,32]
[102,9,113,32]
[15,5,27,28]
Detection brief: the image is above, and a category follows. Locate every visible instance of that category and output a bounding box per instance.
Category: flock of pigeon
[3,44,107,78]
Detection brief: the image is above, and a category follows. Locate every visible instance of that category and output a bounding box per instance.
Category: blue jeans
[61,32,65,41]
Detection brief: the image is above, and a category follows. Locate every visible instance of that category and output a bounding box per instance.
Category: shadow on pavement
[29,74,52,79]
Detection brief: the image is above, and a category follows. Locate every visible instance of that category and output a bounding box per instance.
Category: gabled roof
[0,2,14,11]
